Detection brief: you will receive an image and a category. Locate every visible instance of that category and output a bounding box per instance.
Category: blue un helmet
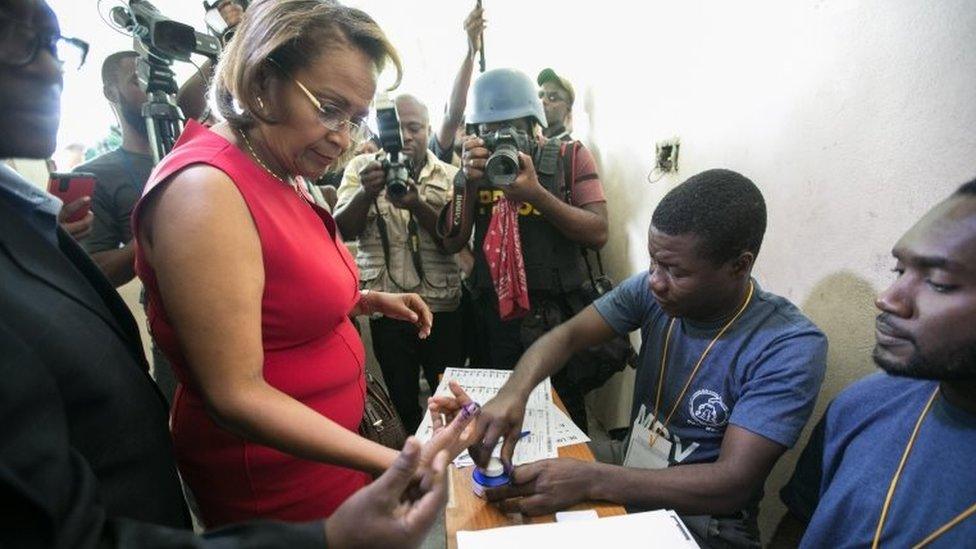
[466,68,548,129]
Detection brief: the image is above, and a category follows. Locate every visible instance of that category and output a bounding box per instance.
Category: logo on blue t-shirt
[688,389,730,430]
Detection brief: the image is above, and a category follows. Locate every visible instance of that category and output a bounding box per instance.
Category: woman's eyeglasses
[292,78,372,145]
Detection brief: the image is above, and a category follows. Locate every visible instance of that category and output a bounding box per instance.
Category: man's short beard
[121,103,148,138]
[874,340,976,381]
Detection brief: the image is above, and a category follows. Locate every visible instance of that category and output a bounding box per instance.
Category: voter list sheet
[415,368,589,467]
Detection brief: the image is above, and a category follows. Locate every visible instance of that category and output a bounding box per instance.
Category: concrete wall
[365,0,976,541]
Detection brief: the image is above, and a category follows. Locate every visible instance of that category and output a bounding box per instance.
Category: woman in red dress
[133,0,471,526]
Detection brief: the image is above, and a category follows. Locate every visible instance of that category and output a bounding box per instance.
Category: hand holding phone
[48,172,96,223]
[48,172,96,239]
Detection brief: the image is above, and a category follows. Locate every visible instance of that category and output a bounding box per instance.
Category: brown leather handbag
[359,371,408,450]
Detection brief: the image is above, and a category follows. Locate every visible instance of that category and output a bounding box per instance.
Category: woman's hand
[357,291,433,339]
[424,381,480,466]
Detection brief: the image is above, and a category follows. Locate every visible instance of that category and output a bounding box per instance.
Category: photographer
[334,94,464,433]
[440,68,609,430]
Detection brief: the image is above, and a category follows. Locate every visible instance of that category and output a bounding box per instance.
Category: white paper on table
[415,368,557,466]
[555,510,598,522]
[551,404,590,447]
[457,509,700,549]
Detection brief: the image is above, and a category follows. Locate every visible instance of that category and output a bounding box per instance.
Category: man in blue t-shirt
[434,169,827,548]
[773,180,976,548]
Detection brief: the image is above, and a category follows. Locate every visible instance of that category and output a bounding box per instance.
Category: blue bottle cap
[471,457,510,498]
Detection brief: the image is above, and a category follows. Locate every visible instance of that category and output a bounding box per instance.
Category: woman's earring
[257,96,266,111]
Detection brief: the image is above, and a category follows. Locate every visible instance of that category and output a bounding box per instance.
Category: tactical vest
[470,138,586,294]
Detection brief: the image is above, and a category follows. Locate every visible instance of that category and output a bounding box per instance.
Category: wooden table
[445,393,627,548]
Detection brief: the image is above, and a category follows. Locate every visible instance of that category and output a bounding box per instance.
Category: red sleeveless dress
[132,121,369,526]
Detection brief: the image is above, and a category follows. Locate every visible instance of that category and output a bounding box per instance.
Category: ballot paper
[415,368,560,466]
[551,405,590,447]
[457,509,700,549]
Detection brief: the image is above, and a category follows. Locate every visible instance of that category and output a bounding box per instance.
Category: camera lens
[385,162,409,198]
[485,144,520,186]
[387,180,408,198]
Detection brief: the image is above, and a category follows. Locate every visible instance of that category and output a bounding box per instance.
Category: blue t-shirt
[794,373,976,548]
[593,272,827,467]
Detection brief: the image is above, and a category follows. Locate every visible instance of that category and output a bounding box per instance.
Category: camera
[481,126,535,186]
[108,0,222,162]
[374,93,410,199]
[112,1,220,62]
[204,0,248,46]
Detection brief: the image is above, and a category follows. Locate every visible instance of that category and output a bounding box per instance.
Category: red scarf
[482,197,530,320]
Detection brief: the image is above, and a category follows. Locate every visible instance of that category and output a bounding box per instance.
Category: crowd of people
[1,0,973,547]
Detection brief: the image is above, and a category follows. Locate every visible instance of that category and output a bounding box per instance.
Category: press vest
[470,138,586,294]
[343,150,462,312]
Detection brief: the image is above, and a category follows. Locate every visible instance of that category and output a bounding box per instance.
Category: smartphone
[47,172,96,223]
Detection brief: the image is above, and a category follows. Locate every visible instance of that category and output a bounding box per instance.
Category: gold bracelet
[358,289,373,315]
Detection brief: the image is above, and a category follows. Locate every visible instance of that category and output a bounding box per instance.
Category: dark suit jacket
[0,195,324,547]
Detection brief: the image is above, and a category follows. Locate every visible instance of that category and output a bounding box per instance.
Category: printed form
[416,368,592,467]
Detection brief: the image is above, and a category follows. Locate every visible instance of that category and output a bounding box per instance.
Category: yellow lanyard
[872,387,976,548]
[648,281,755,448]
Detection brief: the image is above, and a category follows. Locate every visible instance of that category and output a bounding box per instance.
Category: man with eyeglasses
[0,0,91,239]
[537,68,575,141]
[334,94,465,434]
[0,1,458,546]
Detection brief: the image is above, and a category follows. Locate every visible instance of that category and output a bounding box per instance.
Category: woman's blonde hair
[213,0,401,130]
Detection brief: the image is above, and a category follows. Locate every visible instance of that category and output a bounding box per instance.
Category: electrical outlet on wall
[655,138,680,173]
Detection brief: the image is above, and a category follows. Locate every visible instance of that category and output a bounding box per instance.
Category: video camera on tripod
[108,0,221,163]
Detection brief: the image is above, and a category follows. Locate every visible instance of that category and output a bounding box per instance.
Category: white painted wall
[489,1,975,540]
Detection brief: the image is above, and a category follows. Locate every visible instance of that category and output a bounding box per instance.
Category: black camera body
[381,157,409,199]
[374,93,410,199]
[481,127,536,187]
[113,0,220,62]
[109,0,221,162]
[203,0,248,46]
